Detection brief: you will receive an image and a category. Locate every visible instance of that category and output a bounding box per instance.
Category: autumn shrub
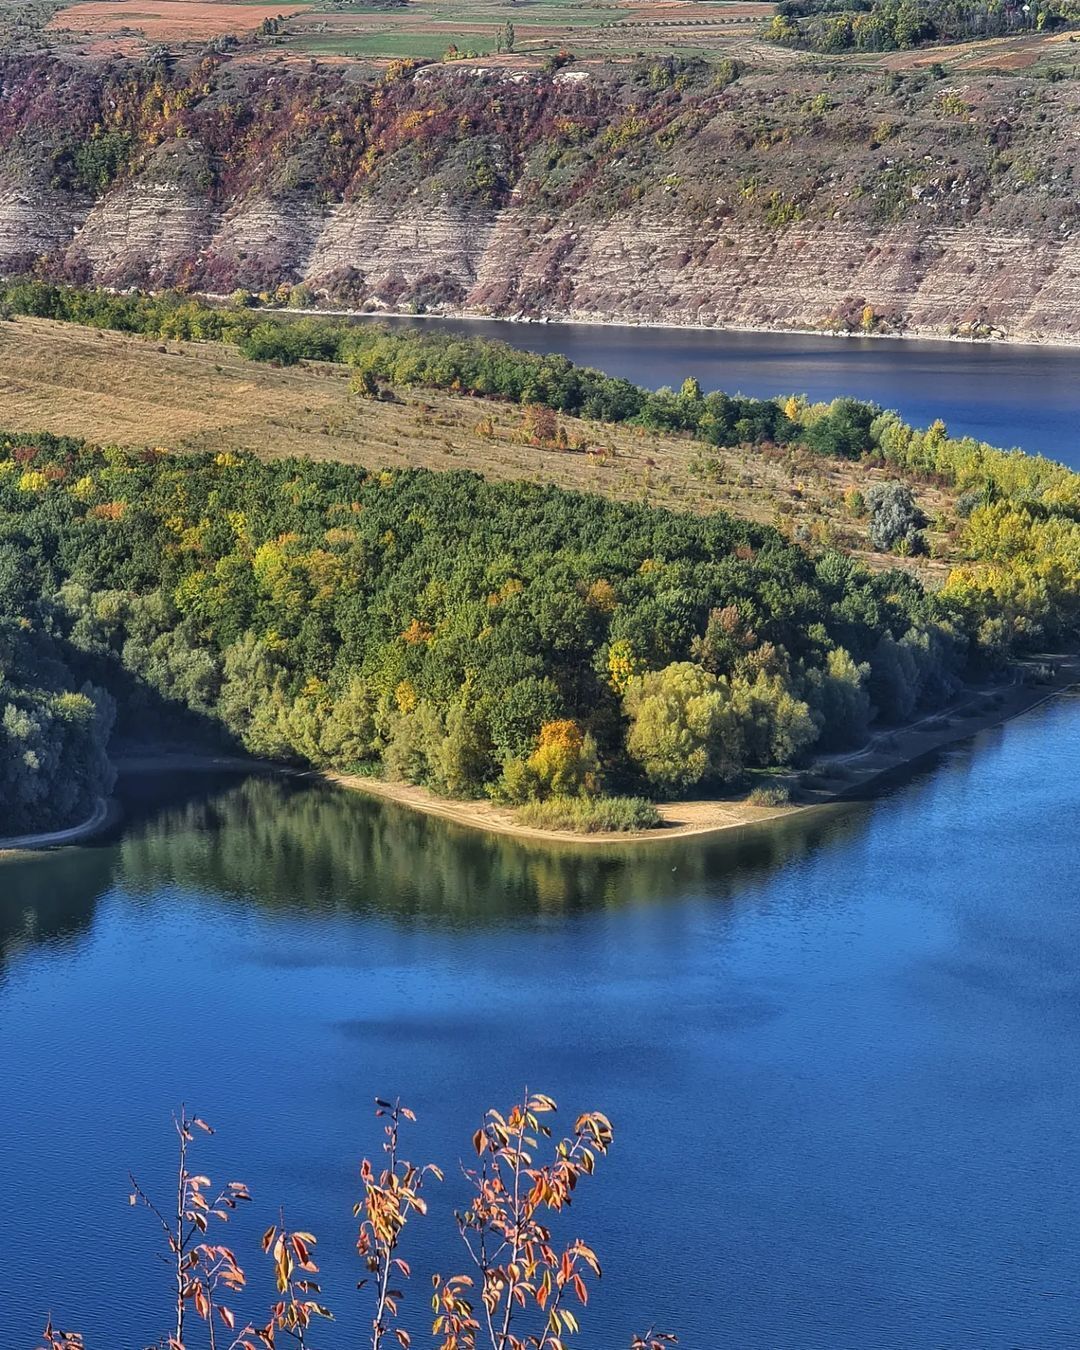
[39,1096,674,1350]
[526,720,601,798]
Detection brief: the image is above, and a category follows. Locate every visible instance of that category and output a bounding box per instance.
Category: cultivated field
[5,0,792,65]
[274,0,777,64]
[7,0,1075,71]
[0,316,955,580]
[46,0,315,43]
[869,27,1080,73]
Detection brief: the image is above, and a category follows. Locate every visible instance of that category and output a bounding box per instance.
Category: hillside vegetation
[2,51,1074,244]
[3,289,1080,833]
[0,427,953,829]
[0,315,958,580]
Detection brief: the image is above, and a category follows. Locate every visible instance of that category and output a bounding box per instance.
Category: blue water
[4,696,1080,1348]
[357,316,1080,468]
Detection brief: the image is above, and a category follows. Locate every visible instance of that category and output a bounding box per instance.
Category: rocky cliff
[2,54,1078,340]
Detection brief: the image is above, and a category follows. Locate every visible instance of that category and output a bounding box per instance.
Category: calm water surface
[360,316,1080,468]
[4,697,1080,1347]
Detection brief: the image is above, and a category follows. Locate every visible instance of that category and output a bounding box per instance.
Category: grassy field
[0,316,956,582]
[277,0,777,63]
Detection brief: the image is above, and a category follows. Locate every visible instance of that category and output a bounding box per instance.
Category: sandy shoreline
[3,657,1074,859]
[317,657,1080,845]
[259,302,1080,353]
[0,796,118,858]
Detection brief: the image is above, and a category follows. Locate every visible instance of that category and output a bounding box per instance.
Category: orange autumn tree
[257,1221,334,1349]
[356,1098,443,1350]
[526,721,601,799]
[126,1107,253,1350]
[432,1093,614,1350]
[38,1097,674,1350]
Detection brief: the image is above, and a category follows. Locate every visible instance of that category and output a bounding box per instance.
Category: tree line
[766,0,1079,52]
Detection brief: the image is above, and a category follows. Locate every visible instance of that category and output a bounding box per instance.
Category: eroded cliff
[2,54,1078,339]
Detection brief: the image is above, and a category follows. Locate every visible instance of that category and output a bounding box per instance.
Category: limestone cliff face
[4,175,1075,341]
[0,178,87,273]
[2,55,1079,341]
[469,216,1080,341]
[308,201,499,309]
[68,179,220,286]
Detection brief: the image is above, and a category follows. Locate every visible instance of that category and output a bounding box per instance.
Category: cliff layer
[2,54,1078,340]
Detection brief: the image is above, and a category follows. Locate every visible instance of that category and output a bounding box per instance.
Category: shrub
[866,481,927,552]
[747,783,791,807]
[49,1095,674,1350]
[843,486,866,517]
[517,795,662,833]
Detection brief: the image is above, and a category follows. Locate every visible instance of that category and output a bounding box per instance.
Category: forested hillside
[4,295,1080,834]
[0,431,957,831]
[0,557,115,835]
[9,281,1080,655]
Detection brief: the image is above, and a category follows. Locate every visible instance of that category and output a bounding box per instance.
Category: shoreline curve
[257,302,1080,354]
[2,659,1075,859]
[0,796,115,858]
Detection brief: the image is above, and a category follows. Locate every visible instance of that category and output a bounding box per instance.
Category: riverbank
[267,303,1079,352]
[101,656,1080,851]
[3,658,1072,859]
[0,796,116,858]
[317,657,1079,844]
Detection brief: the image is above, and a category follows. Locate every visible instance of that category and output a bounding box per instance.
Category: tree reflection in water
[0,770,869,977]
[112,773,867,926]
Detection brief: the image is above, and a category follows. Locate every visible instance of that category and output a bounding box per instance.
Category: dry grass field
[871,27,1080,72]
[0,316,955,581]
[46,0,313,42]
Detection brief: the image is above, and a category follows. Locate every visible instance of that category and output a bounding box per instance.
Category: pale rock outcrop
[2,168,1080,342]
[0,175,89,270]
[309,201,498,305]
[199,194,329,291]
[67,179,219,286]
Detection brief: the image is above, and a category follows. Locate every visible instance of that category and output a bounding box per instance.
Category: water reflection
[0,848,115,969]
[3,745,962,974]
[109,774,869,925]
[6,702,1080,1350]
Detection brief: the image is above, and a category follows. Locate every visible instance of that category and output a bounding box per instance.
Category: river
[4,695,1080,1348]
[354,316,1080,468]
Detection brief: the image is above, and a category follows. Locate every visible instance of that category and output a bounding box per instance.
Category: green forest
[767,0,1080,52]
[3,285,1080,835]
[0,431,949,835]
